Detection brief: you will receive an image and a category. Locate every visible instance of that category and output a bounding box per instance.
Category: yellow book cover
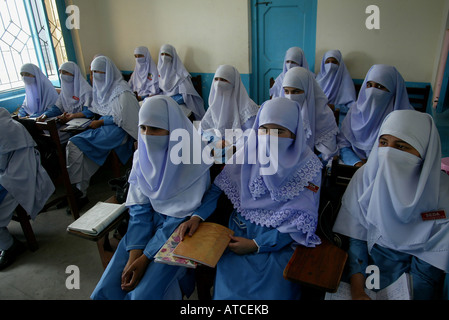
[172,222,234,268]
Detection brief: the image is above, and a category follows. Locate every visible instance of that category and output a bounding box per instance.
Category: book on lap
[61,118,92,131]
[67,201,127,236]
[154,222,234,269]
[154,227,198,269]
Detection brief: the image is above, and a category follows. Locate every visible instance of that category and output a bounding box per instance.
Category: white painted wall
[70,0,251,75]
[316,0,447,84]
[69,0,448,87]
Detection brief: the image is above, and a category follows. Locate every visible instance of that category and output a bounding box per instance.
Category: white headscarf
[214,98,323,246]
[129,46,159,97]
[127,96,212,217]
[20,63,59,115]
[282,67,339,157]
[157,44,205,119]
[58,61,93,113]
[90,56,132,115]
[333,110,449,272]
[338,64,414,159]
[316,50,356,107]
[90,56,139,139]
[201,65,259,136]
[270,47,310,98]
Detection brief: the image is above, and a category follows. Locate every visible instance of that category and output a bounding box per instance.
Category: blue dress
[91,183,221,300]
[69,115,134,166]
[90,205,195,300]
[213,209,301,300]
[346,238,444,300]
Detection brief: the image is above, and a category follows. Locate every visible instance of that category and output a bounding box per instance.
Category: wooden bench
[354,81,430,113]
[12,205,39,252]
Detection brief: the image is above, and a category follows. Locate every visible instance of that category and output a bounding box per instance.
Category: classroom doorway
[250,0,317,104]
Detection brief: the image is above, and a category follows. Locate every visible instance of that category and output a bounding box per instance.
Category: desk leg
[96,233,115,269]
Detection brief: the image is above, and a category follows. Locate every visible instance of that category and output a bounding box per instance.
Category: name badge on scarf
[306,182,319,193]
[72,96,80,101]
[421,210,446,221]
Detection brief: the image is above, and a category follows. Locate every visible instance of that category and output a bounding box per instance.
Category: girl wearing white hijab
[55,61,94,122]
[270,46,310,98]
[128,46,160,101]
[0,108,54,270]
[18,63,60,119]
[200,65,260,163]
[210,97,323,299]
[337,64,414,166]
[282,66,339,163]
[157,44,205,120]
[316,50,357,123]
[91,96,214,300]
[66,56,140,204]
[333,110,449,300]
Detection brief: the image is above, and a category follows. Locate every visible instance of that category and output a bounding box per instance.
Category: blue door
[251,0,317,104]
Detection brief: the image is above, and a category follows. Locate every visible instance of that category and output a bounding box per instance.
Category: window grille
[0,0,67,93]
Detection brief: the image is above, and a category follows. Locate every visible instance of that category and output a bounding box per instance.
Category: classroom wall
[315,0,447,85]
[3,1,448,112]
[69,0,251,76]
[69,0,449,86]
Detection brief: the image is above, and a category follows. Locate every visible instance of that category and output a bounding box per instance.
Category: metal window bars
[0,0,67,92]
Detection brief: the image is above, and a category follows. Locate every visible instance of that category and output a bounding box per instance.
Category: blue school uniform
[70,116,134,166]
[346,238,444,300]
[91,95,216,300]
[91,182,221,300]
[69,115,134,166]
[90,204,194,300]
[213,209,301,300]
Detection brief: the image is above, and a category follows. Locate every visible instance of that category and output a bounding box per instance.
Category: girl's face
[367,81,390,92]
[140,125,169,136]
[378,134,421,158]
[258,123,295,139]
[283,86,304,95]
[325,57,339,65]
[60,70,74,77]
[214,77,230,83]
[20,72,35,78]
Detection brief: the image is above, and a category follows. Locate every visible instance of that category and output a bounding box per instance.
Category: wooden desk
[284,237,348,293]
[67,195,129,268]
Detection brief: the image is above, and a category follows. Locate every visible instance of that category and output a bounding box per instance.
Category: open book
[325,272,413,300]
[62,118,92,131]
[155,222,234,268]
[67,201,127,236]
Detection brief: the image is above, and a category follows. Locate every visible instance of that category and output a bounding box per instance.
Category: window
[0,0,69,93]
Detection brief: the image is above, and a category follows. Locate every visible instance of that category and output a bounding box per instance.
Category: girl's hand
[228,235,258,255]
[178,216,202,241]
[121,252,150,292]
[89,119,104,129]
[350,273,372,300]
[36,114,47,122]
